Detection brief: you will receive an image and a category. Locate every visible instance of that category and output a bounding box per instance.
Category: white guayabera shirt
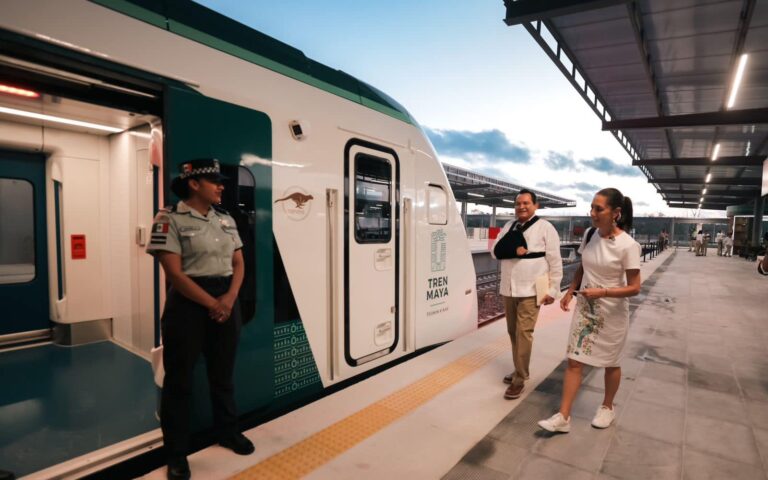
[491,215,563,299]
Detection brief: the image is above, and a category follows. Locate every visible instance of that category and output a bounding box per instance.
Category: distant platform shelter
[443,163,576,224]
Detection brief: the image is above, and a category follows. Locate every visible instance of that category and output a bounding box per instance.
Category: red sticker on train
[71,234,86,259]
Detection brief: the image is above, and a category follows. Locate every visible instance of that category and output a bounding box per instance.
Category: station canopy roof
[443,163,577,208]
[504,0,768,211]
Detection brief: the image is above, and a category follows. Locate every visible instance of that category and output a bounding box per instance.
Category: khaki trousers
[503,296,540,387]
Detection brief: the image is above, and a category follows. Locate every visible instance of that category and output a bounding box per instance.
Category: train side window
[427,184,448,225]
[0,178,35,284]
[354,154,392,243]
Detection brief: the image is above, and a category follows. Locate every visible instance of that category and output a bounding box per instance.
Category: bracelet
[603,288,608,298]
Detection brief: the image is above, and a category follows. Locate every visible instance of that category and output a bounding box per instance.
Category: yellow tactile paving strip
[232,335,509,480]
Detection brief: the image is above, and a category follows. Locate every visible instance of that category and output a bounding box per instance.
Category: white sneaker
[591,405,615,428]
[538,412,571,433]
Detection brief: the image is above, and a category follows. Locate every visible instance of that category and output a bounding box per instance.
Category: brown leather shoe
[503,373,514,384]
[504,383,524,400]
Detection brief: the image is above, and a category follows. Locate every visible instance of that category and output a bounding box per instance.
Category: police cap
[170,158,228,198]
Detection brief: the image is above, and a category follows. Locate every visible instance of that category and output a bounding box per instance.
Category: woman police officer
[147,159,254,480]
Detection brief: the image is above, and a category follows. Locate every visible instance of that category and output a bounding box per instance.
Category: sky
[194,0,717,218]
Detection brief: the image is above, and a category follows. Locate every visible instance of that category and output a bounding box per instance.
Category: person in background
[147,159,254,480]
[695,230,704,256]
[716,231,724,256]
[723,232,733,257]
[538,188,641,433]
[491,189,562,400]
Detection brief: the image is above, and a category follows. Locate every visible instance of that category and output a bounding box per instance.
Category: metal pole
[491,206,497,229]
[669,217,677,248]
[461,201,467,228]
[752,195,765,248]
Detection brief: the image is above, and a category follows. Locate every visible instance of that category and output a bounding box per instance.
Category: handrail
[326,189,339,381]
[402,197,412,352]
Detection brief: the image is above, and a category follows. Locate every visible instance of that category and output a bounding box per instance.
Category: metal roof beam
[626,1,676,160]
[603,107,768,130]
[657,188,757,196]
[652,178,761,186]
[503,0,629,26]
[634,155,766,167]
[668,204,729,210]
[451,183,492,192]
[664,194,757,200]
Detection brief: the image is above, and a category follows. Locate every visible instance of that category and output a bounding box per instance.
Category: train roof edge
[88,0,416,125]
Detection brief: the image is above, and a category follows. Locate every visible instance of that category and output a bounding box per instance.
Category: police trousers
[160,276,241,458]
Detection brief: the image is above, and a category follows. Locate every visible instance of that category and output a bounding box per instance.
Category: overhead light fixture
[467,192,485,198]
[702,188,707,194]
[727,53,748,109]
[700,197,704,202]
[705,173,712,183]
[711,143,720,161]
[0,106,123,133]
[0,83,40,98]
[502,198,515,203]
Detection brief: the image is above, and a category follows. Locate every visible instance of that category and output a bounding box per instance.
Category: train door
[344,141,399,366]
[164,86,274,412]
[0,150,49,338]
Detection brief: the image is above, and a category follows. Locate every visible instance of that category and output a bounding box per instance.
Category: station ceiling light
[467,192,485,198]
[0,83,39,98]
[711,143,720,161]
[727,54,748,109]
[702,188,707,194]
[0,106,123,133]
[502,198,515,203]
[705,173,712,183]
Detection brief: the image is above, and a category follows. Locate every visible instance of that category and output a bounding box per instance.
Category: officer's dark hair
[171,177,191,199]
[597,187,633,231]
[516,189,537,204]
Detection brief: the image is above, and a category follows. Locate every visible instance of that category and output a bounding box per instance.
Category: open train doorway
[0,65,162,351]
[0,50,166,476]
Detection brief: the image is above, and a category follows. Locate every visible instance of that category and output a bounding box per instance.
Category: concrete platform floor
[444,248,768,480]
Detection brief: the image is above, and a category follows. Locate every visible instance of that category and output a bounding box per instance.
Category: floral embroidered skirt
[566,294,630,367]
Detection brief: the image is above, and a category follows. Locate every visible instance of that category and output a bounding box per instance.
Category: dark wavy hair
[597,187,633,231]
[516,188,537,204]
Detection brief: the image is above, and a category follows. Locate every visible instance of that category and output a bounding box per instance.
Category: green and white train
[0,0,477,476]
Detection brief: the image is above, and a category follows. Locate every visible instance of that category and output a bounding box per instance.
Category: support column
[670,217,676,248]
[752,195,765,247]
[461,201,467,228]
[568,217,573,243]
[491,206,497,229]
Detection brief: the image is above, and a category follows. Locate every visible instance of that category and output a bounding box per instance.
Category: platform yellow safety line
[232,336,509,480]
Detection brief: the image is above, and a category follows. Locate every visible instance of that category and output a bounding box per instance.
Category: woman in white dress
[538,188,641,433]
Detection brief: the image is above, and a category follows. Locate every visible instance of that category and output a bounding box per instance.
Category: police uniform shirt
[146,201,243,277]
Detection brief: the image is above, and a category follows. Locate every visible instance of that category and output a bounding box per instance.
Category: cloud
[575,192,594,202]
[477,165,519,183]
[635,201,650,207]
[536,181,599,193]
[544,151,577,170]
[425,127,531,164]
[580,157,641,177]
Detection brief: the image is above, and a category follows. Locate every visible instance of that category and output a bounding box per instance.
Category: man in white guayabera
[491,189,562,400]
